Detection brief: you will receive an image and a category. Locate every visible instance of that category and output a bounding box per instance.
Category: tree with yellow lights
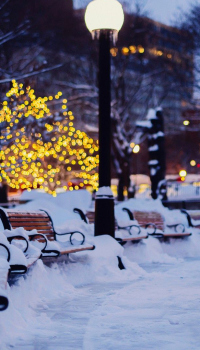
[0,81,99,196]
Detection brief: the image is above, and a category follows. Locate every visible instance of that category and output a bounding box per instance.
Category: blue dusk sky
[74,0,200,26]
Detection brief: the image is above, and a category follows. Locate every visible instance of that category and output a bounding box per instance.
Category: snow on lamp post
[85,0,124,237]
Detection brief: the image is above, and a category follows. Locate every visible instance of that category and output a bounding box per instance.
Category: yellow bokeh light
[190,160,196,166]
[133,145,140,153]
[122,47,129,55]
[179,170,187,177]
[0,81,99,194]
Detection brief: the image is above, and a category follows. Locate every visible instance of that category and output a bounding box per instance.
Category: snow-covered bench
[0,231,37,275]
[0,257,9,311]
[0,208,95,262]
[73,208,148,244]
[0,232,37,311]
[123,208,192,240]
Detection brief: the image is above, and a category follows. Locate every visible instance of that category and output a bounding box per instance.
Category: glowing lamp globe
[85,0,124,42]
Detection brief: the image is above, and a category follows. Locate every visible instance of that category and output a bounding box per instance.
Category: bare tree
[0,0,63,95]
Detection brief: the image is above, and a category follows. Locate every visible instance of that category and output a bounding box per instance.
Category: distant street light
[179,169,187,177]
[85,0,124,237]
[133,144,140,154]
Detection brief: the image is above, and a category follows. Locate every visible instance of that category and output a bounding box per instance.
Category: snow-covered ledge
[96,186,114,199]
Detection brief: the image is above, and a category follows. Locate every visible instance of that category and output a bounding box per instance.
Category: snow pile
[0,234,144,348]
[53,189,92,212]
[0,260,76,348]
[1,189,200,348]
[20,189,52,202]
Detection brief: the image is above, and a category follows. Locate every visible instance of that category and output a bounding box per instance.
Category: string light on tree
[0,81,99,195]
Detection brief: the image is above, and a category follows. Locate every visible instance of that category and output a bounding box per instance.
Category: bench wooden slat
[59,244,95,255]
[134,211,165,231]
[87,211,120,230]
[9,218,50,223]
[10,224,53,230]
[7,212,48,217]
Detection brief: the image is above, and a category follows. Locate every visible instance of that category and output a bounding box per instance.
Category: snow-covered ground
[1,189,200,349]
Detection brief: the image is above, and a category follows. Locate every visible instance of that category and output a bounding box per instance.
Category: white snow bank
[0,234,145,348]
[1,189,200,348]
[124,237,179,264]
[20,189,52,201]
[19,188,92,216]
[0,260,76,348]
[53,189,92,212]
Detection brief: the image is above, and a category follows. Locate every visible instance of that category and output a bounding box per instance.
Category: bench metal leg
[117,256,125,270]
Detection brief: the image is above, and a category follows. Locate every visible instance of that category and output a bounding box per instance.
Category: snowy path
[12,258,200,350]
[13,282,129,350]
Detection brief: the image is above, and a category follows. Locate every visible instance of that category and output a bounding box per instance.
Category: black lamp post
[98,30,111,188]
[85,0,124,237]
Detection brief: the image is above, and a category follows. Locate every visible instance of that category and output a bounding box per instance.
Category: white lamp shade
[85,0,124,33]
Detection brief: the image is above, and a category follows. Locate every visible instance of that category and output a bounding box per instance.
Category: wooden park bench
[0,231,32,275]
[0,265,9,311]
[73,208,148,244]
[0,232,33,311]
[0,254,10,311]
[122,208,192,240]
[0,208,95,263]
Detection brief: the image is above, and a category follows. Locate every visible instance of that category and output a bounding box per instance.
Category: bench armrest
[145,223,164,237]
[0,294,9,311]
[28,233,48,251]
[55,231,85,245]
[166,223,185,233]
[117,223,141,236]
[6,235,29,253]
[73,208,88,223]
[181,209,193,227]
[0,243,10,262]
[122,207,135,220]
[145,223,157,234]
